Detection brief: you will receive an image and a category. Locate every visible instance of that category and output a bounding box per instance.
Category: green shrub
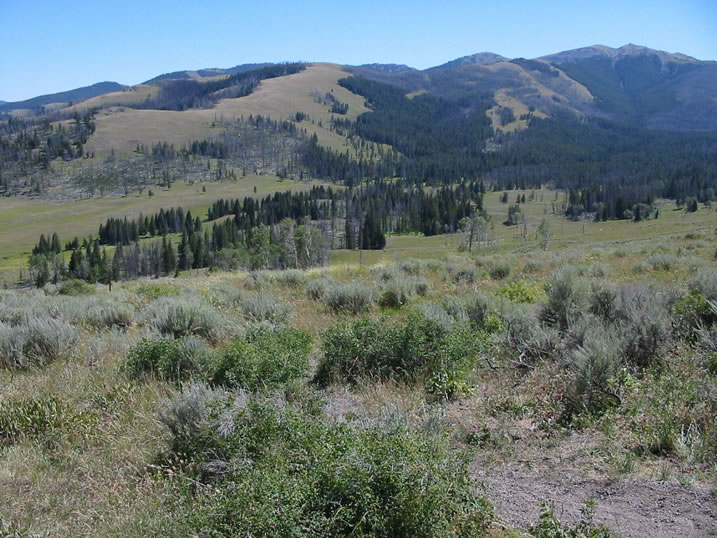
[135,282,181,300]
[123,336,211,381]
[500,280,544,304]
[58,279,95,296]
[317,313,485,399]
[81,295,135,329]
[487,261,511,280]
[324,283,375,314]
[398,258,430,275]
[209,326,311,391]
[589,282,619,323]
[158,394,493,536]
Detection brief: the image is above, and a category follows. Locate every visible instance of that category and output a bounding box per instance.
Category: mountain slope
[0,82,126,113]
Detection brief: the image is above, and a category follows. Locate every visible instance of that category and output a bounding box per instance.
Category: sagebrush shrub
[324,283,375,314]
[540,266,589,329]
[648,253,678,271]
[0,317,78,369]
[306,277,335,300]
[616,286,671,369]
[565,330,621,420]
[487,261,511,280]
[272,269,307,287]
[142,296,227,342]
[240,294,291,323]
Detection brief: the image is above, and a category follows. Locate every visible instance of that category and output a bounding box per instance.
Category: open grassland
[1,210,716,535]
[84,63,372,158]
[0,174,321,280]
[66,85,160,112]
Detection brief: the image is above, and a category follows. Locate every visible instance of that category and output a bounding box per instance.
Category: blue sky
[1,0,715,102]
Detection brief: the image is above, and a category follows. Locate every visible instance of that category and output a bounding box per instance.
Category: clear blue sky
[1,0,715,102]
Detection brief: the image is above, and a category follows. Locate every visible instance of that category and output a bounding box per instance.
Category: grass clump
[208,326,312,391]
[157,393,493,536]
[324,283,375,314]
[0,396,70,447]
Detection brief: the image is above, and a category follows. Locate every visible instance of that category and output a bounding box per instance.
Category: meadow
[1,187,715,536]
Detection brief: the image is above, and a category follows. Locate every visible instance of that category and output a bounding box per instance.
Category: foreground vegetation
[1,205,716,535]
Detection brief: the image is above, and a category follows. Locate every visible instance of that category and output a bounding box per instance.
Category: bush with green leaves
[500,280,544,304]
[324,283,375,314]
[135,282,181,300]
[209,326,311,391]
[157,393,493,536]
[123,336,212,381]
[317,312,486,399]
[58,279,95,296]
[142,295,227,342]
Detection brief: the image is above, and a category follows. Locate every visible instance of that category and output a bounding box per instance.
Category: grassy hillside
[0,174,320,282]
[0,191,715,535]
[83,63,371,158]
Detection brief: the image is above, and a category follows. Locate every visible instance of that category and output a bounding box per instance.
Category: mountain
[145,63,274,83]
[357,63,416,74]
[432,52,509,69]
[0,81,126,113]
[543,44,717,130]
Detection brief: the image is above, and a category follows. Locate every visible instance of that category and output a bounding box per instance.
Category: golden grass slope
[85,63,371,157]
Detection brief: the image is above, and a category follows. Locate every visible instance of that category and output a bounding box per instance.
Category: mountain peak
[433,52,509,70]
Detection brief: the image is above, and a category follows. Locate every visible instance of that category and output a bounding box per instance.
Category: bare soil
[474,456,717,537]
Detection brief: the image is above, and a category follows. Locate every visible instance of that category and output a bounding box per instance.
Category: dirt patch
[474,464,717,537]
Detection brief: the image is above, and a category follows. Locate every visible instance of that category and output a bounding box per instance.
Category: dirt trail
[474,465,717,537]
